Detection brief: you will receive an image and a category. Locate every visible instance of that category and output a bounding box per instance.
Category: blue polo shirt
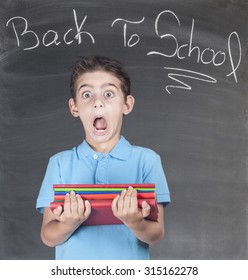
[36,136,170,259]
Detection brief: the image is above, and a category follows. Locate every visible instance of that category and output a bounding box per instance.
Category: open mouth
[93,116,108,133]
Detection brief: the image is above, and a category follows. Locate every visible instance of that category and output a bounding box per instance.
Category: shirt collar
[76,136,132,160]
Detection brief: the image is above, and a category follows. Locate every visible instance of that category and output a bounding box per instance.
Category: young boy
[36,56,170,260]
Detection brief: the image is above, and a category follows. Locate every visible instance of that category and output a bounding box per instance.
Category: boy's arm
[40,192,91,247]
[112,187,165,245]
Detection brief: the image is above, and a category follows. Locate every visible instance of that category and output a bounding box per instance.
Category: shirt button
[93,154,98,160]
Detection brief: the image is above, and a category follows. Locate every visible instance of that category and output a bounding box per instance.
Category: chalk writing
[6,9,95,50]
[111,17,145,47]
[4,9,242,94]
[146,10,241,93]
[226,31,242,83]
[163,67,217,94]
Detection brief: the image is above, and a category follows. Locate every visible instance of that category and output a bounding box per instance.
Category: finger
[70,191,78,213]
[123,186,133,209]
[63,193,71,214]
[130,188,138,209]
[117,189,126,211]
[76,194,85,215]
[84,200,91,218]
[53,205,63,219]
[141,201,151,218]
[112,195,120,214]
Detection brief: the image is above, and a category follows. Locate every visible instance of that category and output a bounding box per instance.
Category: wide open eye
[82,91,92,99]
[104,91,114,98]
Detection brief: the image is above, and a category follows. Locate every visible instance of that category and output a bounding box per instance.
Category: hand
[53,191,91,228]
[112,186,151,227]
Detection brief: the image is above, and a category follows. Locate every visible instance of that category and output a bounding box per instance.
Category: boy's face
[69,71,134,152]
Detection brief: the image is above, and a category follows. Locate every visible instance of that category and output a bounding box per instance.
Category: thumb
[53,205,63,218]
[141,201,151,218]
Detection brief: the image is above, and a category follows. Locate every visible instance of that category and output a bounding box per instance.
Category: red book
[50,199,158,225]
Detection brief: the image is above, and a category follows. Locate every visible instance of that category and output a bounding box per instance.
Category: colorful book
[50,184,158,225]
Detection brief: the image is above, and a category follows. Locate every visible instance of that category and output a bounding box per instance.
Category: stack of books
[50,184,158,225]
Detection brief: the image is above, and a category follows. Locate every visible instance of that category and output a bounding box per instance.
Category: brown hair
[70,56,131,100]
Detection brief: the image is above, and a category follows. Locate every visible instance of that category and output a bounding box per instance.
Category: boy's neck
[86,135,121,154]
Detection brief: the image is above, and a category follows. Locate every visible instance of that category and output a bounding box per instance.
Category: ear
[69,98,79,117]
[123,95,135,115]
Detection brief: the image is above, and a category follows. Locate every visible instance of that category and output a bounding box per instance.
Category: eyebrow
[77,83,118,92]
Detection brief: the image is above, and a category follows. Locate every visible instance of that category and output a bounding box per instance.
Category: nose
[93,97,104,108]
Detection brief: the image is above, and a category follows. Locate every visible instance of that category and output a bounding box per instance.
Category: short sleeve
[143,152,170,205]
[36,155,61,213]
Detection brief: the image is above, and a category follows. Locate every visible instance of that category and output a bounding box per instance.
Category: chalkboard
[0,0,247,259]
